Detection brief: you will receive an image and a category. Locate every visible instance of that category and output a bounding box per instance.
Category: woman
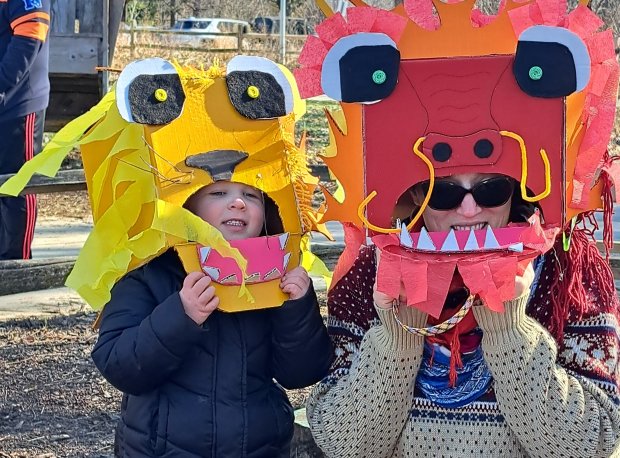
[307,172,620,457]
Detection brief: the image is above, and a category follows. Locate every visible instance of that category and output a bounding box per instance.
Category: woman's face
[419,173,512,233]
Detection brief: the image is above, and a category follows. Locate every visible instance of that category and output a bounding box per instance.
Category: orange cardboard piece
[319,105,365,227]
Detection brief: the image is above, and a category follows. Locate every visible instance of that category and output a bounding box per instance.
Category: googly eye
[154,88,168,102]
[513,25,590,98]
[116,58,185,125]
[320,32,400,104]
[246,85,260,99]
[225,56,294,119]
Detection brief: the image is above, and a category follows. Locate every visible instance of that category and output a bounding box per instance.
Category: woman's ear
[409,186,424,206]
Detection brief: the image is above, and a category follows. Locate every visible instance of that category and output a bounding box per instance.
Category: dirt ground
[0,295,327,458]
[0,193,327,457]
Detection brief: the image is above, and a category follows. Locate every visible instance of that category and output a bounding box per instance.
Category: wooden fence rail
[117,29,308,60]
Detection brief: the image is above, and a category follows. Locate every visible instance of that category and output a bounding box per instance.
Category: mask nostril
[474,139,494,158]
[432,142,452,162]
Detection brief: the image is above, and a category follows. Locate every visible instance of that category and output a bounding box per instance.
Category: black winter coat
[92,250,333,458]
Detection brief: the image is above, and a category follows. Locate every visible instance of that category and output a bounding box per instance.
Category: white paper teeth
[399,222,414,248]
[279,232,290,250]
[264,267,281,281]
[416,227,436,251]
[200,246,211,263]
[508,242,524,252]
[464,228,479,250]
[440,229,459,251]
[282,252,291,270]
[483,226,500,249]
[202,266,220,280]
[220,273,238,284]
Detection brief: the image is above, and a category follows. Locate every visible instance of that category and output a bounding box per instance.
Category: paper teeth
[440,229,459,251]
[464,228,479,250]
[244,273,260,283]
[200,246,212,263]
[399,223,414,248]
[202,266,220,280]
[416,227,436,251]
[220,273,238,284]
[264,267,281,281]
[483,226,500,249]
[508,242,524,252]
[279,232,290,250]
[282,252,291,270]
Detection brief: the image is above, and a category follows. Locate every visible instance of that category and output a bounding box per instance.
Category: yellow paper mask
[0,56,325,311]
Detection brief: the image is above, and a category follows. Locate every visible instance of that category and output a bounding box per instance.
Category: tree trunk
[169,0,176,27]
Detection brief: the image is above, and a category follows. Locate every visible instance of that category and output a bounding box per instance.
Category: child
[92,180,333,458]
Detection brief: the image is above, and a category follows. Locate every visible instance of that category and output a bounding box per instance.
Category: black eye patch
[226,70,286,119]
[128,73,185,125]
[513,41,577,98]
[338,45,400,103]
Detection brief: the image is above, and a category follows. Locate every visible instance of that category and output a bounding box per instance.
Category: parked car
[251,16,313,35]
[170,17,251,47]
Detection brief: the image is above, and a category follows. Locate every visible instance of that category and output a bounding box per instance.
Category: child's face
[186,181,265,240]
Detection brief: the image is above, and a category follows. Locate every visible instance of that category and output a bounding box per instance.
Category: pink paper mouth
[196,233,292,286]
[373,213,559,318]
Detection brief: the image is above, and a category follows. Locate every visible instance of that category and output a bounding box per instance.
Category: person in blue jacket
[0,0,50,259]
[92,180,333,458]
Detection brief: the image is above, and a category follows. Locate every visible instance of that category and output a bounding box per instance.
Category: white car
[171,17,250,47]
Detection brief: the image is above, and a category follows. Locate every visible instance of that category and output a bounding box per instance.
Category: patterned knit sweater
[307,245,620,457]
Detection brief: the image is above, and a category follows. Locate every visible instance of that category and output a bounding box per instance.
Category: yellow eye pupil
[154,88,168,102]
[247,85,260,99]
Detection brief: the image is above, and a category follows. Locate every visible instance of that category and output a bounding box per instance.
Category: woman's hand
[373,248,406,309]
[180,272,219,325]
[280,266,311,300]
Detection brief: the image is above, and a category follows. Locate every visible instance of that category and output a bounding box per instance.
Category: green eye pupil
[372,70,387,85]
[528,66,543,81]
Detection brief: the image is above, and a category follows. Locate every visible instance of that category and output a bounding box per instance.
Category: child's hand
[179,272,219,325]
[280,267,311,300]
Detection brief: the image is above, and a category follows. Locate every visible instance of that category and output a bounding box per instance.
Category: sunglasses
[419,176,514,211]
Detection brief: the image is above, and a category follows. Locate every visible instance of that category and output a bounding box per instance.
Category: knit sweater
[307,245,620,458]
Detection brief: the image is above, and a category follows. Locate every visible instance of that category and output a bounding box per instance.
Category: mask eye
[321,33,400,104]
[513,25,590,98]
[116,58,185,125]
[226,56,294,119]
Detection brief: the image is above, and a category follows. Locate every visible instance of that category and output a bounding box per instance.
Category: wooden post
[237,27,243,52]
[130,23,136,60]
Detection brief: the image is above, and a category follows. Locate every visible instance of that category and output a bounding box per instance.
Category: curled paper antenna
[500,130,551,203]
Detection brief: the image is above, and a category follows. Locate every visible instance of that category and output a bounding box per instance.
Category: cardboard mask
[0,57,326,311]
[296,0,619,316]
